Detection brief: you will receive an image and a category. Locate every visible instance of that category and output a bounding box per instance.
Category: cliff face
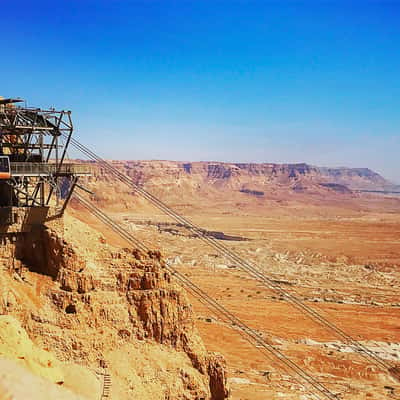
[119,161,319,185]
[0,216,229,400]
[88,161,396,196]
[317,167,396,190]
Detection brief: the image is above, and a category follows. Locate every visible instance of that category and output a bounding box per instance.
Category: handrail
[10,162,91,175]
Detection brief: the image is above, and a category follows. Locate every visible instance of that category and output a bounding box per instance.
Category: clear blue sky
[2,1,399,182]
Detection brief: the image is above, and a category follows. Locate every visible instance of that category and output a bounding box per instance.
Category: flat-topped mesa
[87,160,396,194]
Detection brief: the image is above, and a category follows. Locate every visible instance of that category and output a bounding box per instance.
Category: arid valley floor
[70,161,400,399]
[1,160,400,400]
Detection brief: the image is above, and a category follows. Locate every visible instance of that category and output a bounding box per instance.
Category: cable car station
[0,97,91,233]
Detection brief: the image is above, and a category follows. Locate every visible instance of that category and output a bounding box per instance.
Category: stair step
[101,371,112,400]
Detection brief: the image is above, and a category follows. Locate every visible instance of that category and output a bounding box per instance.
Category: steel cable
[73,191,338,400]
[65,133,396,378]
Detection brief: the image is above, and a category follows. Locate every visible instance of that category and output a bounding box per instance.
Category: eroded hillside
[0,215,228,400]
[69,159,400,399]
[82,160,400,216]
[2,158,399,399]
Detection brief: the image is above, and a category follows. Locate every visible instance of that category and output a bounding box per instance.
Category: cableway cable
[64,133,398,380]
[73,191,339,400]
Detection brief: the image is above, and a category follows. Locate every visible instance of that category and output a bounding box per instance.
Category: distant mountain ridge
[83,160,400,212]
[108,161,398,193]
[315,166,399,191]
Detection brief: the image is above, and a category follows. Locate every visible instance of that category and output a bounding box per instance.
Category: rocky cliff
[0,215,229,400]
[86,160,397,196]
[79,161,400,216]
[317,166,397,191]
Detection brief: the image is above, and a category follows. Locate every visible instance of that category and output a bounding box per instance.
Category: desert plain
[68,160,400,399]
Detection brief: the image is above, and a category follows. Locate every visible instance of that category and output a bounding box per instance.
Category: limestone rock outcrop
[0,216,229,400]
[89,160,397,194]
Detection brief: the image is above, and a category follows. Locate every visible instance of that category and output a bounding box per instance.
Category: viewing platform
[10,162,92,177]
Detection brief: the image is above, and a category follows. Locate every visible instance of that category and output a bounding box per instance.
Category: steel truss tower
[0,97,90,229]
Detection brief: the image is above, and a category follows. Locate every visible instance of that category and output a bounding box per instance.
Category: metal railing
[10,162,91,176]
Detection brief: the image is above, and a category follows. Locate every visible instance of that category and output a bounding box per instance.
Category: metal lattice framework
[0,98,89,209]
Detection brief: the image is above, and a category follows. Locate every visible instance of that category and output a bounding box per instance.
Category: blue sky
[1,1,399,182]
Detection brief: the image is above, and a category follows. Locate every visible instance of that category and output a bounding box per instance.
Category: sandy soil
[70,189,400,399]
